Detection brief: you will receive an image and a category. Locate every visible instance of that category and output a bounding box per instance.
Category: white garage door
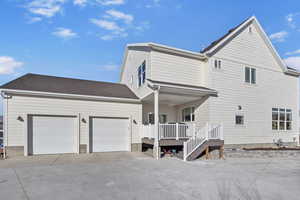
[31,115,77,155]
[91,118,130,152]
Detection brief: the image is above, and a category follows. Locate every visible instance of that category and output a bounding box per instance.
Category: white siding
[176,97,210,129]
[6,95,142,147]
[215,22,282,72]
[120,48,152,98]
[151,50,208,87]
[142,103,177,124]
[208,21,299,144]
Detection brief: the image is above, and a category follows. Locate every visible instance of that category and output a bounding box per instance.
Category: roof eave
[0,89,141,104]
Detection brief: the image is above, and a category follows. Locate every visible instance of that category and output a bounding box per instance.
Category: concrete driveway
[0,152,299,200]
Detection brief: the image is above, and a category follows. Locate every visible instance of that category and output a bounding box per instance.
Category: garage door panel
[31,116,76,155]
[92,118,130,152]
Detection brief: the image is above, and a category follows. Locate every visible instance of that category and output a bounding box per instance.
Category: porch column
[154,88,160,159]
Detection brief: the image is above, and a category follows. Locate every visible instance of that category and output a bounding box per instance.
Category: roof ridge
[200,16,253,53]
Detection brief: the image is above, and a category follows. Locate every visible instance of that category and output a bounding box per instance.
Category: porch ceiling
[142,92,202,105]
[143,79,218,106]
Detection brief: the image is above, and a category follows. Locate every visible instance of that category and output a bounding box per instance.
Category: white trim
[76,113,80,154]
[24,115,28,156]
[3,97,7,147]
[147,80,217,95]
[0,89,141,104]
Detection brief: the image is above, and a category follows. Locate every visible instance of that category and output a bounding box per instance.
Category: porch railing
[141,123,195,140]
[183,123,223,161]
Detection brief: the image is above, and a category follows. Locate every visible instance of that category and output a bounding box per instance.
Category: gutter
[0,89,141,104]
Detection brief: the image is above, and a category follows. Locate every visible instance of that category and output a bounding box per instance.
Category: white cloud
[52,27,78,39]
[135,21,150,32]
[145,0,160,8]
[90,18,128,40]
[100,64,119,71]
[27,16,42,23]
[98,0,125,6]
[269,31,288,42]
[284,56,300,71]
[286,13,299,29]
[26,0,66,18]
[286,49,300,56]
[90,19,123,32]
[100,35,115,40]
[105,9,133,24]
[0,56,23,75]
[73,0,87,7]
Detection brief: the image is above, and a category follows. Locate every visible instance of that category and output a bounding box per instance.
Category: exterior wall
[5,94,142,153]
[150,50,208,87]
[142,103,177,124]
[176,97,211,129]
[120,47,152,98]
[208,21,299,145]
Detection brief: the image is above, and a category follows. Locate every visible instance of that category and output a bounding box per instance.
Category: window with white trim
[138,61,146,87]
[214,59,221,69]
[272,108,292,130]
[148,113,167,124]
[235,115,244,125]
[245,67,256,84]
[182,107,195,122]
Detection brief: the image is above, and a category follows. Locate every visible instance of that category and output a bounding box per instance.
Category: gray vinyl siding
[5,95,142,147]
[208,21,299,144]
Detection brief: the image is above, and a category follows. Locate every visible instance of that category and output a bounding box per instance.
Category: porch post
[154,88,160,159]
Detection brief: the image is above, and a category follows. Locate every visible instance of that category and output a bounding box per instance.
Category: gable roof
[201,16,252,54]
[0,73,139,100]
[200,16,300,76]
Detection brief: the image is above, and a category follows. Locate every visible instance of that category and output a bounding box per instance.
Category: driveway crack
[13,168,30,200]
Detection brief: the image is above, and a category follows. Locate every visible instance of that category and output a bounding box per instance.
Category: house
[1,16,299,159]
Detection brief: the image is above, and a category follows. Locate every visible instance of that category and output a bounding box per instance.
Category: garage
[29,115,78,155]
[90,117,130,152]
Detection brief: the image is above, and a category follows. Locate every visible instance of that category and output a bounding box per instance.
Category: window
[235,115,244,125]
[245,67,256,84]
[214,59,221,69]
[159,114,167,124]
[182,107,195,122]
[138,61,146,87]
[245,67,250,83]
[251,68,256,84]
[148,113,167,124]
[272,108,292,131]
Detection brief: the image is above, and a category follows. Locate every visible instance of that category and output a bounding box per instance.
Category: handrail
[183,123,223,161]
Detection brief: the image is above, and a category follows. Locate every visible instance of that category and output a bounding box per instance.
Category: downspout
[1,91,11,159]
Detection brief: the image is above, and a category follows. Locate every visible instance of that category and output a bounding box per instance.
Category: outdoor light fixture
[81,118,86,123]
[17,116,24,122]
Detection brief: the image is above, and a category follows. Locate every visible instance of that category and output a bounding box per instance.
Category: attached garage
[90,117,130,153]
[28,115,78,155]
[1,73,141,157]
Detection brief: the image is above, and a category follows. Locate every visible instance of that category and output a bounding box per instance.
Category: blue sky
[1,0,300,114]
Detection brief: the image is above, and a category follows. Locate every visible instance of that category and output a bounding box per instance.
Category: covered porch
[140,79,223,160]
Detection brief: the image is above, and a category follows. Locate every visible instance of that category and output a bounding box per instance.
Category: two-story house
[1,16,299,159]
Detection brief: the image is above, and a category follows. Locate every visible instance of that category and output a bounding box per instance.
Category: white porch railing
[141,123,196,140]
[183,123,223,161]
